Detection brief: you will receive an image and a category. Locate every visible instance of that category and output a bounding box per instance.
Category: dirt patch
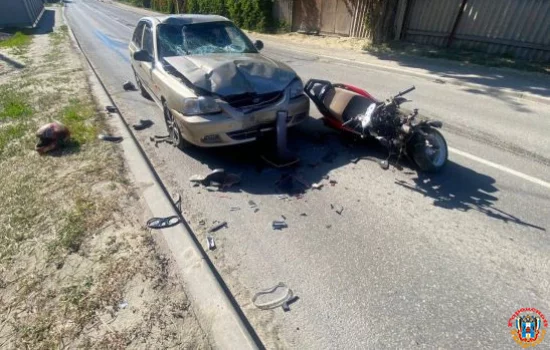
[0,7,209,349]
[249,31,372,53]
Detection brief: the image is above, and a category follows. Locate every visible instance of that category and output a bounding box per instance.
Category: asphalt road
[65,1,550,348]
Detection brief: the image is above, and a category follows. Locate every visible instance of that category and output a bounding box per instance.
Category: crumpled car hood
[164,54,297,97]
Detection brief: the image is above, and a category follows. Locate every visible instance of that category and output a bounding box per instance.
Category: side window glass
[132,22,146,47]
[143,26,154,55]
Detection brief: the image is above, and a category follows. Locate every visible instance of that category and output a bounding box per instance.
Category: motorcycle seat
[323,87,375,122]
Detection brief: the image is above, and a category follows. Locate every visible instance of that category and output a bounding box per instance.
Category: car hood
[164,54,297,97]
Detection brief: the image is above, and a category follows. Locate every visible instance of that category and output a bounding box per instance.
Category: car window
[132,21,146,47]
[143,26,154,56]
[157,22,257,59]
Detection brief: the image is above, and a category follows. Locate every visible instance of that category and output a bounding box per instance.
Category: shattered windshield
[157,21,257,58]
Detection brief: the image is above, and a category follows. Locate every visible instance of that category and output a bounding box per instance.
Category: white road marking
[449,147,550,190]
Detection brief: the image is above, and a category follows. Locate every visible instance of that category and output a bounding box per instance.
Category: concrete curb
[62,6,262,350]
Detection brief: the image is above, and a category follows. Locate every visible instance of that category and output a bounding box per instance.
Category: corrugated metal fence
[402,0,550,61]
[0,0,45,28]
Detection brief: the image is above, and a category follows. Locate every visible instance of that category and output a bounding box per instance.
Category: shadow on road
[363,49,550,112]
[181,117,395,196]
[395,162,546,231]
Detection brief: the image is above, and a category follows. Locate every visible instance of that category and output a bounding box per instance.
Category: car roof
[145,14,231,26]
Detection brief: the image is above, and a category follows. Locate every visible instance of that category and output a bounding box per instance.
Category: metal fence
[402,0,550,61]
[0,0,45,28]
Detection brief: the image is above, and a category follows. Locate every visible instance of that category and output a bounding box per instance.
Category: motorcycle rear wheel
[411,128,448,173]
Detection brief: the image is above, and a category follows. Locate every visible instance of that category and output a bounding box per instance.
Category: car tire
[134,70,151,100]
[163,101,187,150]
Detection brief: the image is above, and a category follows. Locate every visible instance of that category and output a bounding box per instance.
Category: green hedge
[186,0,273,33]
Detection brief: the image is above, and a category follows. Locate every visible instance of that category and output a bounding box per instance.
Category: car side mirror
[254,40,264,51]
[133,49,152,62]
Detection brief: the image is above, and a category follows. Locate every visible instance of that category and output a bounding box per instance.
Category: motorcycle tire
[410,128,448,173]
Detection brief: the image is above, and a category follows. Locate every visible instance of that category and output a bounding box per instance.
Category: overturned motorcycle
[304,79,448,172]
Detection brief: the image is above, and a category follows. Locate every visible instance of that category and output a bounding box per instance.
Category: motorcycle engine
[370,109,400,139]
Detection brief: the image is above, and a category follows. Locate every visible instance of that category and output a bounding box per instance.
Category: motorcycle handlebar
[397,86,415,97]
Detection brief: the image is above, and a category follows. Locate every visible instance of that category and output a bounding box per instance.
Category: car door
[130,21,146,77]
[138,24,156,99]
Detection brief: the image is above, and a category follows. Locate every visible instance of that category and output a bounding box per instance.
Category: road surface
[65,1,550,348]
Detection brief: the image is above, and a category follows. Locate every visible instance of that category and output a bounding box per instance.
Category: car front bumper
[172,94,310,147]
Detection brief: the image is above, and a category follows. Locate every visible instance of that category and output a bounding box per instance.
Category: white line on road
[449,147,550,190]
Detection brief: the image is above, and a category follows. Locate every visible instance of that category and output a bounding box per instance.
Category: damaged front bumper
[172,93,310,147]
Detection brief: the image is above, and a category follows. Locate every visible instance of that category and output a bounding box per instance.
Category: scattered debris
[434,78,446,84]
[98,134,123,143]
[335,205,344,215]
[329,180,338,186]
[208,221,228,233]
[248,200,260,213]
[282,296,300,312]
[199,220,206,226]
[379,160,390,170]
[35,121,70,154]
[122,81,136,91]
[173,193,182,213]
[230,207,241,212]
[146,216,180,229]
[132,119,153,131]
[281,215,287,220]
[252,282,295,311]
[272,220,288,230]
[323,175,330,180]
[300,213,307,217]
[312,182,324,190]
[326,225,332,229]
[189,169,241,189]
[206,236,216,250]
[277,194,289,201]
[118,301,129,309]
[105,105,117,113]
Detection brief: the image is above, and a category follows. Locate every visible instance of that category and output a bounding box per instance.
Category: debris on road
[335,205,344,215]
[190,169,241,190]
[230,207,241,212]
[208,221,228,233]
[277,194,289,201]
[248,200,259,213]
[252,282,295,311]
[329,180,338,186]
[300,213,307,217]
[98,134,123,143]
[206,236,216,250]
[146,216,180,229]
[118,301,129,309]
[272,220,288,230]
[122,81,137,91]
[105,105,117,113]
[132,119,153,131]
[312,182,324,190]
[173,193,182,213]
[35,122,70,154]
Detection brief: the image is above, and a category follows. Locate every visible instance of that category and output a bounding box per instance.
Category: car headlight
[182,96,221,115]
[288,79,304,99]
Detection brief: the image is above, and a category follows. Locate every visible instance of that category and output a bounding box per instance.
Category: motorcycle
[304,79,448,172]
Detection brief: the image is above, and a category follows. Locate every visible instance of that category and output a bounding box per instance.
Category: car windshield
[157,21,257,58]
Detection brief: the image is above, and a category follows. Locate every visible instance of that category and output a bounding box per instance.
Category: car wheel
[134,70,151,99]
[163,102,187,150]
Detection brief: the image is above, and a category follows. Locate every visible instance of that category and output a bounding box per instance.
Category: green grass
[59,100,99,145]
[0,88,33,121]
[0,123,30,153]
[363,42,550,75]
[0,31,31,48]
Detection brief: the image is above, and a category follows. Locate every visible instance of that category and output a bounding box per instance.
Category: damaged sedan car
[129,15,310,148]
